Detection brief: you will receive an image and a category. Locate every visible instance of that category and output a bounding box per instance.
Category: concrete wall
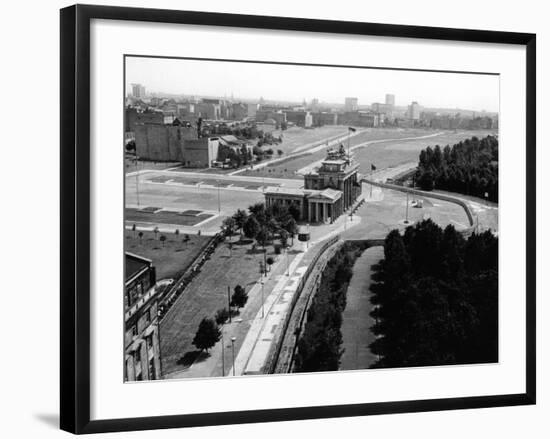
[135,124,201,163]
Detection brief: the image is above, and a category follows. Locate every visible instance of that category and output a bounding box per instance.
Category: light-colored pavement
[339,246,384,371]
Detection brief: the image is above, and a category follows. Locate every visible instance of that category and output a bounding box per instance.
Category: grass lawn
[126,208,213,226]
[125,229,211,280]
[159,236,277,376]
[125,157,181,173]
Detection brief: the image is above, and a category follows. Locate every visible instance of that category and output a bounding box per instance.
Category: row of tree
[415,135,498,202]
[369,219,498,368]
[222,202,299,252]
[294,244,361,372]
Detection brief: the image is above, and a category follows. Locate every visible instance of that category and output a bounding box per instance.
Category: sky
[125,56,499,113]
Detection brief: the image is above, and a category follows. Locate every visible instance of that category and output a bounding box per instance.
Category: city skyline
[126,56,500,113]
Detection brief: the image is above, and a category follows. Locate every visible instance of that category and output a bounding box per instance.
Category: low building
[256,118,278,134]
[124,253,161,381]
[264,145,361,223]
[135,124,220,167]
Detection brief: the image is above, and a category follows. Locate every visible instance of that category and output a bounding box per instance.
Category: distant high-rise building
[385,94,395,106]
[310,98,320,111]
[344,97,358,112]
[408,101,421,120]
[131,83,146,99]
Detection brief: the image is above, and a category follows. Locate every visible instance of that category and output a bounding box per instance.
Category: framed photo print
[60,4,536,434]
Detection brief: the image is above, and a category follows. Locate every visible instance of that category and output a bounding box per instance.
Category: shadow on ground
[176,350,210,369]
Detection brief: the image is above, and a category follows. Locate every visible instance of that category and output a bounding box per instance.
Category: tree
[283,217,298,244]
[230,285,248,309]
[215,308,230,325]
[132,223,136,238]
[266,256,275,272]
[417,169,435,191]
[288,203,301,221]
[243,215,260,239]
[232,209,248,238]
[221,217,236,238]
[279,229,289,248]
[159,235,166,247]
[138,231,143,244]
[256,227,269,249]
[277,149,284,156]
[192,318,221,352]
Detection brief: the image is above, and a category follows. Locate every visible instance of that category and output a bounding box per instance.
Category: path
[339,246,384,371]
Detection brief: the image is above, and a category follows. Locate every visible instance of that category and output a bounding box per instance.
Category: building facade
[264,145,361,223]
[344,97,359,112]
[134,123,219,166]
[408,101,421,120]
[125,253,161,382]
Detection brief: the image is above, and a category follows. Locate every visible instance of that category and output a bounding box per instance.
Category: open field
[352,129,497,171]
[126,208,214,227]
[159,237,279,376]
[270,125,349,154]
[238,129,496,179]
[126,177,264,216]
[340,245,383,371]
[125,229,211,280]
[145,174,283,190]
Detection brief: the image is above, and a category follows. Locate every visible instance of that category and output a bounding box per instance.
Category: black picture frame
[60,4,536,434]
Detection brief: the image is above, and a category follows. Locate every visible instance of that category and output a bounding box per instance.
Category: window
[131,324,138,337]
[144,308,151,325]
[148,358,156,380]
[134,346,141,363]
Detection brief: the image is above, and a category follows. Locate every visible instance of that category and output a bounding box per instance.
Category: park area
[125,229,211,280]
[159,236,279,376]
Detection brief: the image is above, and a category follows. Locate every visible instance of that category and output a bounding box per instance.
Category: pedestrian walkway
[339,246,384,371]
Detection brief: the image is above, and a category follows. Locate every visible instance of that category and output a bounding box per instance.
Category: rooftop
[125,252,152,282]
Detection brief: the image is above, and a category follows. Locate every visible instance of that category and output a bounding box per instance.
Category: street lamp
[217,180,221,213]
[231,337,236,376]
[260,279,265,319]
[221,329,225,377]
[404,192,410,224]
[134,156,141,207]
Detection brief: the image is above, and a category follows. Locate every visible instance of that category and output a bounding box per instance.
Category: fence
[158,232,224,320]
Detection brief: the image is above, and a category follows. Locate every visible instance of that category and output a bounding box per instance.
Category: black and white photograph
[124,56,500,382]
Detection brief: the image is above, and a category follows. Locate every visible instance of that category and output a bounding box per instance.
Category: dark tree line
[369,219,498,368]
[415,135,498,202]
[294,244,361,372]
